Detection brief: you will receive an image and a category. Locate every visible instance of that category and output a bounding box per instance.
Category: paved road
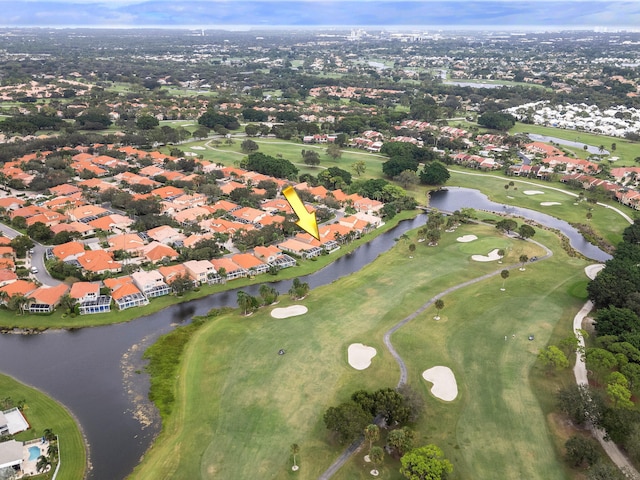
[0,222,61,287]
[573,266,640,480]
[318,234,552,478]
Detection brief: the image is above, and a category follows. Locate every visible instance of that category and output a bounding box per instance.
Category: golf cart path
[318,237,552,479]
[573,267,640,479]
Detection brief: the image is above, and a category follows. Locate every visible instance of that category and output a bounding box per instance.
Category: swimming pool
[28,445,41,461]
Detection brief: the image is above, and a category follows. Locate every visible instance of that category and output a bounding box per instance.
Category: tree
[237,291,259,315]
[394,170,419,189]
[364,424,379,452]
[556,384,602,427]
[27,221,53,242]
[170,274,194,296]
[10,235,34,258]
[434,299,444,320]
[301,149,321,166]
[500,269,509,290]
[289,278,310,300]
[36,455,51,473]
[369,446,384,476]
[477,112,516,131]
[326,143,342,160]
[607,382,634,409]
[352,161,367,176]
[383,157,419,178]
[290,443,300,471]
[259,284,279,305]
[241,139,259,153]
[419,162,450,186]
[323,401,372,443]
[518,224,536,239]
[538,345,569,372]
[519,254,529,270]
[496,219,517,234]
[136,114,159,130]
[564,435,600,467]
[426,229,441,246]
[409,243,416,255]
[400,444,453,480]
[586,461,626,480]
[594,307,640,336]
[388,427,415,457]
[497,248,506,263]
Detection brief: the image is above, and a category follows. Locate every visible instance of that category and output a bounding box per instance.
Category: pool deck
[20,439,49,477]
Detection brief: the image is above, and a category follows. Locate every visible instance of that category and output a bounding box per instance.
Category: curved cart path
[318,237,552,479]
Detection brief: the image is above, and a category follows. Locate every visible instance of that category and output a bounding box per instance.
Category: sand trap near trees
[270,305,308,319]
[456,234,478,243]
[348,343,376,370]
[540,202,561,206]
[191,146,205,150]
[471,249,501,262]
[585,264,605,280]
[523,190,545,195]
[422,366,458,401]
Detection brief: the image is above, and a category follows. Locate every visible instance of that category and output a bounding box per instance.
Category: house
[171,206,212,225]
[70,282,111,315]
[28,283,70,313]
[141,242,179,263]
[158,264,190,285]
[147,225,185,245]
[183,260,218,285]
[131,270,171,298]
[210,258,247,280]
[107,233,146,254]
[0,440,23,471]
[68,205,109,222]
[231,253,269,275]
[0,408,28,435]
[0,280,38,301]
[51,241,85,262]
[253,245,297,269]
[231,206,267,225]
[277,238,323,259]
[88,214,133,233]
[105,277,149,310]
[77,250,122,275]
[0,269,17,287]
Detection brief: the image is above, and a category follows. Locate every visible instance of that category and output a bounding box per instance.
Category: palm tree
[47,442,59,461]
[364,424,379,453]
[369,446,384,476]
[434,299,445,320]
[36,455,51,473]
[290,443,300,471]
[236,291,253,315]
[599,145,605,155]
[500,269,510,291]
[519,254,529,271]
[497,248,506,264]
[408,243,416,256]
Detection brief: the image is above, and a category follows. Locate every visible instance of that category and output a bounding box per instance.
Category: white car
[30,267,38,274]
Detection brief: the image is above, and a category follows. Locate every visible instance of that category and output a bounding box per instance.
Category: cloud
[0,1,637,27]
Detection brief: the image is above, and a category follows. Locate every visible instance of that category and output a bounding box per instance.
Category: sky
[1,0,638,29]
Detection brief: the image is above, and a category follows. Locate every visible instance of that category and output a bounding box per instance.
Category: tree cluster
[242,152,299,179]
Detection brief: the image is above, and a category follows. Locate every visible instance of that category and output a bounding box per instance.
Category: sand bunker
[540,202,561,206]
[471,248,501,262]
[422,366,458,401]
[191,146,205,150]
[270,305,308,319]
[523,190,544,195]
[585,264,605,280]
[348,343,377,370]
[456,234,478,243]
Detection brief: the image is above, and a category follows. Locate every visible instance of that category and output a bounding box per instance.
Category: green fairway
[0,374,86,479]
[131,221,581,480]
[447,168,632,247]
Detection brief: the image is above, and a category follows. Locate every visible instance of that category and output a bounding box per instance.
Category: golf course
[130,218,590,479]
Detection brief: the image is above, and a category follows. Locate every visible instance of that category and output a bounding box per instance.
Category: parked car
[30,266,38,274]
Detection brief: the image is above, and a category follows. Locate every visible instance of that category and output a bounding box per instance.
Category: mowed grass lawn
[131,222,584,480]
[448,168,632,246]
[0,374,86,479]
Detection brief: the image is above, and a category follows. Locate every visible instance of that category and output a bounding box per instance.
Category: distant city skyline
[1,1,639,30]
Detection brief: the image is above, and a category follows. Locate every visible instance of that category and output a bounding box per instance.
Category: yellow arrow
[282,186,319,240]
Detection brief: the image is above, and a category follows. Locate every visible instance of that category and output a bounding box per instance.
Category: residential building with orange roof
[525,142,563,157]
[161,171,186,182]
[0,258,14,271]
[71,152,94,162]
[131,270,171,298]
[107,233,146,254]
[230,253,268,274]
[68,205,109,222]
[0,246,13,258]
[211,200,239,213]
[70,281,111,314]
[0,237,11,246]
[138,165,166,177]
[0,269,17,287]
[141,242,179,263]
[51,241,85,262]
[219,181,245,196]
[183,233,214,248]
[329,189,349,203]
[104,276,132,291]
[277,238,323,259]
[0,197,25,211]
[71,161,107,177]
[43,196,84,212]
[25,210,68,227]
[199,218,253,236]
[220,166,248,179]
[261,198,293,214]
[151,185,185,200]
[231,206,267,225]
[210,258,247,280]
[88,214,133,233]
[117,172,159,187]
[28,283,69,313]
[11,205,47,220]
[50,222,94,237]
[78,178,115,192]
[171,206,212,225]
[110,281,149,310]
[77,250,122,274]
[308,185,329,199]
[257,214,285,227]
[0,280,38,299]
[158,264,189,285]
